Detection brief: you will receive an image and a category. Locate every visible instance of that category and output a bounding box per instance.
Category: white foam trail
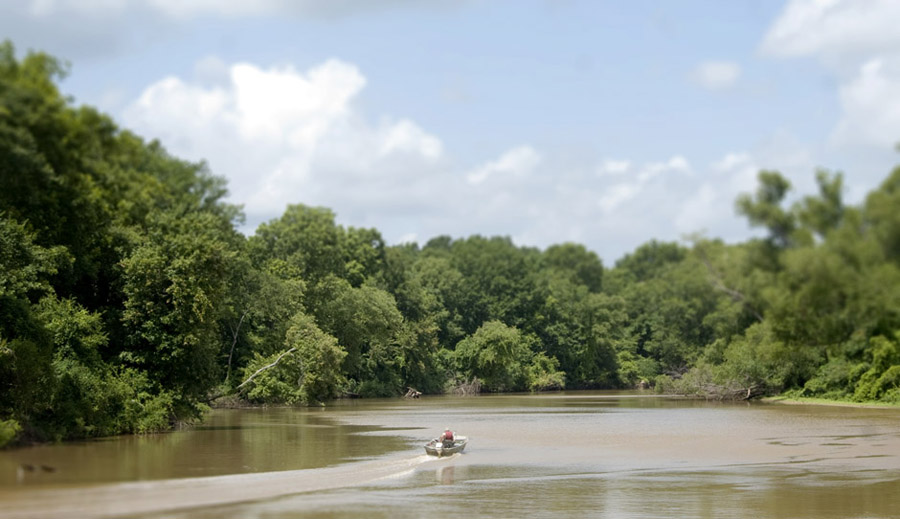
[0,454,436,519]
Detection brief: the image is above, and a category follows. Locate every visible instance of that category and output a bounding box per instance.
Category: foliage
[312,277,405,396]
[0,214,69,300]
[542,242,604,292]
[454,321,536,392]
[120,209,241,414]
[0,418,20,448]
[3,41,900,447]
[243,312,346,405]
[851,334,900,402]
[735,170,798,249]
[526,352,566,391]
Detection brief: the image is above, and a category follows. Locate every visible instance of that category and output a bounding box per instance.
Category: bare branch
[207,346,298,403]
[235,346,298,392]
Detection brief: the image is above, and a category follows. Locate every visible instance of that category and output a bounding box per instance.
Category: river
[0,392,897,518]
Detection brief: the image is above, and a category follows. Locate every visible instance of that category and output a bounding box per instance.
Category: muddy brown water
[0,392,898,518]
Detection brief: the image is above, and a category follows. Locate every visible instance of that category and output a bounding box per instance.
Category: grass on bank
[762,395,900,409]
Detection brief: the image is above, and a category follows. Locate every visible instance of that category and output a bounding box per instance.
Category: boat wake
[0,453,437,519]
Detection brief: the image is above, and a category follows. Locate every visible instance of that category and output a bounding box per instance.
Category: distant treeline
[2,42,899,446]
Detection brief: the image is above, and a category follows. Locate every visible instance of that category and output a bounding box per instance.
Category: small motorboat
[424,436,467,457]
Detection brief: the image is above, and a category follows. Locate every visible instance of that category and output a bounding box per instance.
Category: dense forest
[2,43,899,446]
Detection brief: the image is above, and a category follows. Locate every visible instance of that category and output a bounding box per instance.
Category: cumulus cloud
[762,0,900,152]
[692,61,741,90]
[119,54,816,262]
[674,183,718,234]
[597,156,691,214]
[123,58,444,229]
[598,159,631,176]
[671,139,818,244]
[671,152,766,242]
[597,183,642,215]
[760,0,900,61]
[711,152,758,195]
[461,152,715,260]
[120,52,748,262]
[831,59,900,149]
[120,51,789,262]
[466,146,541,185]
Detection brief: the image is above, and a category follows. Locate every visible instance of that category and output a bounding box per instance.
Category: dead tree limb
[207,346,297,403]
[450,377,481,396]
[697,383,760,401]
[235,346,297,393]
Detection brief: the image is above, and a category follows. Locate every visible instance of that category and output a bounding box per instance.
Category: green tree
[243,312,346,405]
[0,214,62,443]
[865,165,900,262]
[444,236,544,333]
[609,240,686,286]
[249,205,347,286]
[735,170,797,250]
[542,242,604,292]
[795,169,844,240]
[312,277,405,396]
[454,321,536,392]
[120,209,242,415]
[535,272,622,387]
[852,333,900,402]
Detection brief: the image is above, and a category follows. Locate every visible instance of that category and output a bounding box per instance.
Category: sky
[2,0,900,263]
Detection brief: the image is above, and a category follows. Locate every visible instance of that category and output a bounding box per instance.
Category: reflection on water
[1,392,898,519]
[0,407,411,486]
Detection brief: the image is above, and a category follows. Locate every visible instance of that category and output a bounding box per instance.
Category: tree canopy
[2,42,899,447]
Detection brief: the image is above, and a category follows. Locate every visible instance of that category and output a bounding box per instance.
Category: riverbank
[762,396,900,409]
[3,393,899,519]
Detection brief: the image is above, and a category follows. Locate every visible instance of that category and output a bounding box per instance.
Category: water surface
[1,392,897,518]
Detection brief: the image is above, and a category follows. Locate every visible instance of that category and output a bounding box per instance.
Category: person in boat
[439,427,455,448]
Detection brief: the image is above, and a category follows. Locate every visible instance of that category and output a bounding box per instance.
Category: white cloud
[118,53,816,264]
[711,152,758,195]
[123,58,444,227]
[396,232,418,245]
[669,152,756,243]
[761,0,900,61]
[598,159,631,175]
[597,183,642,214]
[712,152,751,172]
[692,61,741,90]
[120,55,793,263]
[831,59,900,149]
[681,141,816,245]
[597,156,692,214]
[378,119,443,160]
[674,183,718,234]
[639,155,691,181]
[761,0,900,152]
[466,146,541,185]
